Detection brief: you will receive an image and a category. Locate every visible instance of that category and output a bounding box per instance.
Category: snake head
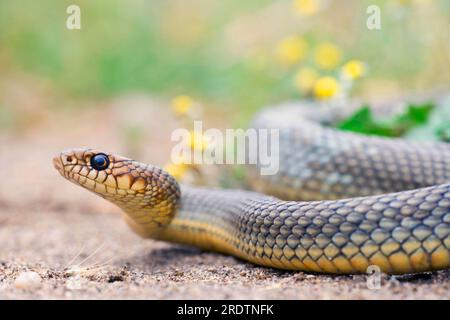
[53,148,143,194]
[53,148,181,235]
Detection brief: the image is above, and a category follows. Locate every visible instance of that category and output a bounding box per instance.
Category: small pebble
[65,275,87,291]
[14,271,42,290]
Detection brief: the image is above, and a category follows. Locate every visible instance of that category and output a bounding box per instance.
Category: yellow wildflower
[294,67,319,93]
[314,42,342,70]
[171,95,194,116]
[276,36,308,65]
[187,130,210,152]
[164,163,188,181]
[313,76,341,100]
[342,60,367,80]
[293,0,319,16]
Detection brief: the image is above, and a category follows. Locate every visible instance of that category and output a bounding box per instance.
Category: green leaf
[405,99,450,142]
[393,103,434,128]
[338,102,436,139]
[338,105,401,137]
[437,126,450,142]
[407,103,434,123]
[337,105,371,132]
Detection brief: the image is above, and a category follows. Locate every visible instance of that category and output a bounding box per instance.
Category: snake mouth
[52,154,63,172]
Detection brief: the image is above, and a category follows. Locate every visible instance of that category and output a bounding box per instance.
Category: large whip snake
[53,102,450,274]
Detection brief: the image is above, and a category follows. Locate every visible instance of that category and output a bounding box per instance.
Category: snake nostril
[66,156,73,163]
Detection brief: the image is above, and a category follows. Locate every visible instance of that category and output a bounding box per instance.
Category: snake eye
[90,153,110,171]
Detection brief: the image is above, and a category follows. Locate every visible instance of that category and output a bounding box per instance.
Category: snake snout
[53,149,89,179]
[52,155,62,171]
[53,151,76,171]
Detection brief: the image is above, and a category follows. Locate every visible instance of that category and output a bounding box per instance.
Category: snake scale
[53,102,450,274]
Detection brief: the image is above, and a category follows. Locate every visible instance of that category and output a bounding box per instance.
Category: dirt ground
[0,91,449,300]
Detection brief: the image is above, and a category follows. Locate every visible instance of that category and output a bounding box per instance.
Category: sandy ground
[0,93,449,299]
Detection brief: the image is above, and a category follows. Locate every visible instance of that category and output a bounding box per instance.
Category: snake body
[53,102,450,274]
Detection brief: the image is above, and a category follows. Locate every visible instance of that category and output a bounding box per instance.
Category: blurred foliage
[338,103,434,137]
[405,98,450,142]
[1,0,450,125]
[339,100,450,142]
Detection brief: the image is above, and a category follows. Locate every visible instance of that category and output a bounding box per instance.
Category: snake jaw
[53,148,181,237]
[52,156,63,173]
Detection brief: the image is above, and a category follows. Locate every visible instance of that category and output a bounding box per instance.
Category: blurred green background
[1,0,450,124]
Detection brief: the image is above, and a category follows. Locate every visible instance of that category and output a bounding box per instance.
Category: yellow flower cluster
[281,37,367,100]
[313,76,341,100]
[276,36,308,65]
[171,95,195,116]
[294,67,319,92]
[187,130,210,152]
[293,0,320,16]
[280,1,368,101]
[341,60,367,80]
[164,163,188,181]
[167,95,214,181]
[314,42,342,70]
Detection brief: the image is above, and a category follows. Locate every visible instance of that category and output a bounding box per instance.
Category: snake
[53,102,450,274]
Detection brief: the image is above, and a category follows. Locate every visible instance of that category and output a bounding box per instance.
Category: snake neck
[118,193,180,238]
[108,165,181,238]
